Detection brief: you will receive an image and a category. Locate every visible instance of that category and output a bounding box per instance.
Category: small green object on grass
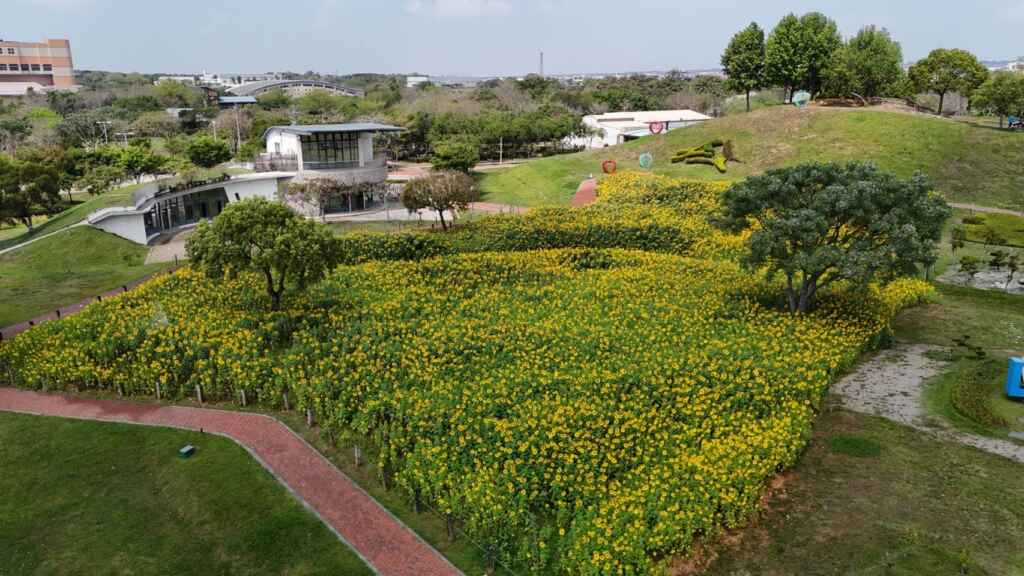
[639,152,653,170]
[827,433,882,458]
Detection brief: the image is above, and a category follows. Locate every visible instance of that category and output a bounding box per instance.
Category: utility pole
[96,121,112,144]
[233,105,242,154]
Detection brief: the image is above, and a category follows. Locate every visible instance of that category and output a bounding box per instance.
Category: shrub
[951,360,1009,429]
[962,214,986,226]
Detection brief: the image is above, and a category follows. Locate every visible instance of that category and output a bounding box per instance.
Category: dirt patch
[832,344,1024,464]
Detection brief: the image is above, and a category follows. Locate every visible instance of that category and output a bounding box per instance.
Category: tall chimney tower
[540,51,545,77]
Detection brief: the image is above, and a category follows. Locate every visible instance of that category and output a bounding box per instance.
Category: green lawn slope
[479,106,1024,209]
[0,412,372,575]
[0,226,170,327]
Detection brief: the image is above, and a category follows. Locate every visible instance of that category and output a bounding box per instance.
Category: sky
[7,0,1024,76]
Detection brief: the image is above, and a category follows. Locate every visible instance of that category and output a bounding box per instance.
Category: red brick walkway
[0,388,461,576]
[570,179,598,207]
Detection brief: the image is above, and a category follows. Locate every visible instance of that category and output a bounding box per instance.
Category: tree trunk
[746,90,751,112]
[437,208,448,231]
[937,92,945,116]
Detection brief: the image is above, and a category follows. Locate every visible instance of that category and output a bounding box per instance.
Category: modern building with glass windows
[88,123,403,245]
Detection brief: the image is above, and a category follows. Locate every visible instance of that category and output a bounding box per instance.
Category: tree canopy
[838,26,904,99]
[722,162,950,314]
[766,12,842,98]
[908,48,988,115]
[185,198,338,310]
[721,23,766,112]
[185,135,232,168]
[972,71,1024,127]
[0,153,63,232]
[401,170,478,231]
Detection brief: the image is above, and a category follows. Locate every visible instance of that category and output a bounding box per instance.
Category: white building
[88,123,403,245]
[568,110,712,149]
[405,75,429,88]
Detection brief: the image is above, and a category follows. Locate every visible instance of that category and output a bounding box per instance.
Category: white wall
[223,177,285,204]
[91,213,148,245]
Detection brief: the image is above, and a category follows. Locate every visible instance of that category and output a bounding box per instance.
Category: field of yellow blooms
[0,172,935,574]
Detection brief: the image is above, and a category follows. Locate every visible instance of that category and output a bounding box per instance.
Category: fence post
[56,309,61,319]
[306,407,314,428]
[240,389,247,406]
[354,445,362,467]
[155,381,161,401]
[282,389,290,411]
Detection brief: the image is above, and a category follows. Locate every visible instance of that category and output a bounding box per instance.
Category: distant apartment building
[0,38,76,96]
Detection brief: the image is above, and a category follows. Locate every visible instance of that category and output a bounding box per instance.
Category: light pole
[96,120,112,145]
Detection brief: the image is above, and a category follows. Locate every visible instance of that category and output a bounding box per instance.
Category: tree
[76,164,127,196]
[843,26,904,99]
[972,71,1024,127]
[722,162,950,314]
[0,154,62,232]
[153,80,201,109]
[950,227,967,254]
[959,255,981,284]
[721,22,766,112]
[129,111,181,138]
[0,117,32,154]
[46,91,83,117]
[257,88,292,110]
[118,145,167,183]
[908,49,988,116]
[185,198,338,310]
[430,138,479,173]
[766,12,842,99]
[401,171,478,231]
[1006,252,1020,291]
[185,135,232,168]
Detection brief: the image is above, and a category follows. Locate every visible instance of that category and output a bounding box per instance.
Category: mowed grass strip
[0,226,171,328]
[0,411,373,576]
[703,410,1024,576]
[479,107,1024,209]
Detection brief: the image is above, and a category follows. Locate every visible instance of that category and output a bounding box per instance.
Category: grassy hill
[479,106,1024,209]
[0,227,171,327]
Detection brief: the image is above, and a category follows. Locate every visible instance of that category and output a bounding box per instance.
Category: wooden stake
[195,384,203,404]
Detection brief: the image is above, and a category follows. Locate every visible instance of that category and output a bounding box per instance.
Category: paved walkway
[949,203,1024,218]
[571,178,598,207]
[468,202,526,215]
[833,344,1024,464]
[0,388,461,576]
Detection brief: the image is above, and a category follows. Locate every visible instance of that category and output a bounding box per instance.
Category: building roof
[218,96,258,105]
[227,79,364,97]
[587,110,712,124]
[264,123,404,138]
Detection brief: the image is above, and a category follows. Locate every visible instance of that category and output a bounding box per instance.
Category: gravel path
[833,344,1024,464]
[0,388,461,576]
[948,203,1024,218]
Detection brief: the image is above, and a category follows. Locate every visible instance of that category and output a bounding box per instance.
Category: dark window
[43,64,52,71]
[234,193,241,201]
[0,64,6,71]
[31,64,41,71]
[20,64,29,71]
[300,132,360,169]
[6,48,14,55]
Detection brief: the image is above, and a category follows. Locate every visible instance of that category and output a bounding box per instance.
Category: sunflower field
[0,172,936,574]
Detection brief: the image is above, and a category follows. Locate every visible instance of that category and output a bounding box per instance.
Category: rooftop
[264,123,404,138]
[227,79,364,97]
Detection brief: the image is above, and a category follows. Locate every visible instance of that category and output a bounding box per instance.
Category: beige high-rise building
[0,38,76,95]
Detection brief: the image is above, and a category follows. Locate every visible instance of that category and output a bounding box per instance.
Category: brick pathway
[0,388,461,576]
[571,179,598,207]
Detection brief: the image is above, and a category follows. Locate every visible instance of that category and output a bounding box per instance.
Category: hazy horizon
[8,0,1024,77]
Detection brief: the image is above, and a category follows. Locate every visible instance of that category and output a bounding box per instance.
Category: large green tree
[766,12,842,99]
[844,26,904,99]
[722,162,950,314]
[0,154,63,232]
[972,71,1024,127]
[721,23,766,112]
[908,48,989,115]
[185,135,232,168]
[186,198,338,310]
[118,144,168,183]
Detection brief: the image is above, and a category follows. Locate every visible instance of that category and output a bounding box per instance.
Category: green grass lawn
[958,210,1024,248]
[703,408,1024,575]
[0,186,139,252]
[0,227,171,327]
[479,106,1024,209]
[0,412,372,575]
[893,282,1024,353]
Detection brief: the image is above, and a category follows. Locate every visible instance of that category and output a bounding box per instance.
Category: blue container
[1007,358,1024,400]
